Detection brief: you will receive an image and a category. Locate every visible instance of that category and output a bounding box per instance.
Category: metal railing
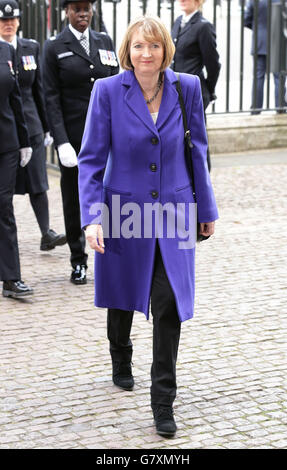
[16,0,286,167]
[17,0,287,116]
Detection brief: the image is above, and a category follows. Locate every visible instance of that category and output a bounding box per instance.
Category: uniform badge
[99,49,108,66]
[7,60,15,75]
[30,55,37,70]
[99,49,118,67]
[4,4,12,13]
[22,56,28,70]
[57,51,74,59]
[22,55,37,71]
[110,51,118,67]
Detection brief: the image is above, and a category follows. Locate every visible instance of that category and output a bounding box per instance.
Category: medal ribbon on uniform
[7,60,15,75]
[99,49,118,67]
[21,55,37,71]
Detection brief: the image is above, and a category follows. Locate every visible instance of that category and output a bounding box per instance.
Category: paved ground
[0,148,287,449]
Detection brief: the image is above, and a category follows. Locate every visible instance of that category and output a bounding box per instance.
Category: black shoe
[152,405,177,437]
[40,229,67,251]
[70,265,87,285]
[112,361,134,391]
[2,280,34,299]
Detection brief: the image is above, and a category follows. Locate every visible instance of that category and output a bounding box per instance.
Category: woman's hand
[85,224,105,254]
[199,221,215,237]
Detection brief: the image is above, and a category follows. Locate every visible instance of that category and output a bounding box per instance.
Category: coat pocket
[175,182,192,192]
[103,185,132,196]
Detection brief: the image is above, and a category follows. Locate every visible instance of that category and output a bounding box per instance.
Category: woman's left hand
[199,221,215,237]
[85,224,105,253]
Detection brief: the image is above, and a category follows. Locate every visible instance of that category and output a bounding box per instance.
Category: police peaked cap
[61,0,96,8]
[0,0,20,18]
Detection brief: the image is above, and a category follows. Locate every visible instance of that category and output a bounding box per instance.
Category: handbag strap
[175,73,196,202]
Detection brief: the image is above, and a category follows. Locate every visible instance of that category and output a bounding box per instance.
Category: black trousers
[107,243,181,406]
[29,191,49,236]
[58,144,87,269]
[0,150,21,281]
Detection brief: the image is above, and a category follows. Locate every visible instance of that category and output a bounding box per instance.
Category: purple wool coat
[78,68,218,322]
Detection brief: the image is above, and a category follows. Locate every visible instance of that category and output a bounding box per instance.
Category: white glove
[20,147,33,167]
[44,132,54,147]
[57,143,78,167]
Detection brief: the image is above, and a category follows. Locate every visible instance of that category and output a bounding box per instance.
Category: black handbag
[175,74,210,243]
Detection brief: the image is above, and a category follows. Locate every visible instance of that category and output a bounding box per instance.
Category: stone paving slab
[0,149,287,449]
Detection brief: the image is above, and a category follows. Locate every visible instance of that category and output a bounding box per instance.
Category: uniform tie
[79,33,90,56]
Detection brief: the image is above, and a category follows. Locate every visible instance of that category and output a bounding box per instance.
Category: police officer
[0,0,67,251]
[42,0,119,285]
[171,0,221,171]
[0,1,33,298]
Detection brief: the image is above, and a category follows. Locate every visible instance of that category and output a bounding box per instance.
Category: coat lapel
[62,26,95,65]
[156,69,179,131]
[178,11,201,39]
[172,17,181,41]
[89,31,102,64]
[16,38,25,67]
[122,71,159,136]
[121,70,179,135]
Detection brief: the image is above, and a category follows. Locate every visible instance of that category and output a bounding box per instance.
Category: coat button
[90,64,94,69]
[151,191,158,199]
[150,163,157,172]
[90,77,95,82]
[151,137,159,145]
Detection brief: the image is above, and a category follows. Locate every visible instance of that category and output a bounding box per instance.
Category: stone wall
[207,114,287,154]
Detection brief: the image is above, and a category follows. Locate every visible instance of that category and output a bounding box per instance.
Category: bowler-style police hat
[0,0,20,18]
[61,0,96,8]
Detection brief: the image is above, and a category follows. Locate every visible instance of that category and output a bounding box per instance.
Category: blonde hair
[118,15,175,72]
[197,0,205,11]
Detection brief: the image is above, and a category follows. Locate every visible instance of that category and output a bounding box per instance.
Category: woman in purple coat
[78,16,218,437]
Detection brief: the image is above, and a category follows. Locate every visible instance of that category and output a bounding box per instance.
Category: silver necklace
[145,74,163,104]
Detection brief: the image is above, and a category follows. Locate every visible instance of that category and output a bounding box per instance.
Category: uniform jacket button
[151,137,159,145]
[151,191,158,199]
[150,163,157,172]
[90,64,94,69]
[90,77,95,82]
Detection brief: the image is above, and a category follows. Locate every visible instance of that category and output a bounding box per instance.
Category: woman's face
[129,29,164,77]
[177,0,199,15]
[0,18,19,42]
[66,1,93,33]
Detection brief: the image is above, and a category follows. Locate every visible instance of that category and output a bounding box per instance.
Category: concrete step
[207,112,287,154]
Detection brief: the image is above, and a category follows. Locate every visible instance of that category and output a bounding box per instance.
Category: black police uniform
[171,11,221,171]
[14,37,49,195]
[11,35,67,250]
[171,11,220,109]
[0,41,29,282]
[42,25,119,274]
